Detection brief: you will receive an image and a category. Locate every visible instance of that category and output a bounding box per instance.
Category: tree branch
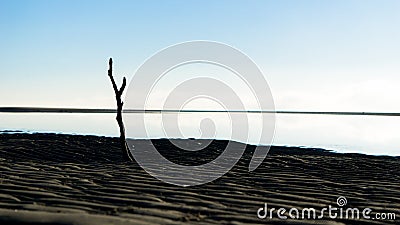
[107,58,133,161]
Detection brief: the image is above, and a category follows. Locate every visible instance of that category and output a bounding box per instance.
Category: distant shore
[2,106,400,116]
[0,132,398,224]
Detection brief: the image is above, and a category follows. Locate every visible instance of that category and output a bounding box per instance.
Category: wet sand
[0,132,398,224]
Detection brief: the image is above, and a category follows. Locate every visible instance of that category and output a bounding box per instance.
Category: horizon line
[1,107,400,116]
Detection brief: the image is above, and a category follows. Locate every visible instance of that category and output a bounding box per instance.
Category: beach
[0,132,398,224]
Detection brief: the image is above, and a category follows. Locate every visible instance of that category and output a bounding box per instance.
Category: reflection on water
[0,113,399,156]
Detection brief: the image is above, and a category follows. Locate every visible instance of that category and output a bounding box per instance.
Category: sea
[0,112,399,156]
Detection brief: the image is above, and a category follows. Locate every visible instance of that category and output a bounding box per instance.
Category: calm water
[0,113,399,156]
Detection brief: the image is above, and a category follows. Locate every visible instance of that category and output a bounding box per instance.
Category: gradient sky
[1,0,399,111]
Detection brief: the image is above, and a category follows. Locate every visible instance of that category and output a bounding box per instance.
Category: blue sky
[1,0,399,111]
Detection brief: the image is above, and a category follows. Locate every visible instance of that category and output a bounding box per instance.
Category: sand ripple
[0,133,399,224]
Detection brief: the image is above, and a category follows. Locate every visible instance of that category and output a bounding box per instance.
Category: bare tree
[108,58,133,161]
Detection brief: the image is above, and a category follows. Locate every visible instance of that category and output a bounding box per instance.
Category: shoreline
[1,129,398,158]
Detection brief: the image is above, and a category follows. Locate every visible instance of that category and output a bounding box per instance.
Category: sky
[1,0,400,112]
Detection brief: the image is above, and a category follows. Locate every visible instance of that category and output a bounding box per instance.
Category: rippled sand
[0,132,398,224]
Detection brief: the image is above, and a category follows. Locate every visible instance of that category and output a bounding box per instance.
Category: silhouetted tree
[108,58,133,161]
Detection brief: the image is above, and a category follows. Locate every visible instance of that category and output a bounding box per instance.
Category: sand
[0,132,398,224]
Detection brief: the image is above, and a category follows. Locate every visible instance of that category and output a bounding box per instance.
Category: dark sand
[0,132,398,224]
